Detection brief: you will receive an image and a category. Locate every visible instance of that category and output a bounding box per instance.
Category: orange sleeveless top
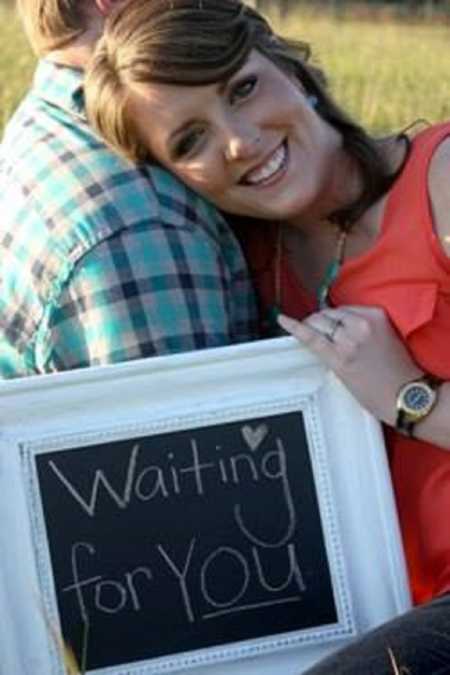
[239,122,450,605]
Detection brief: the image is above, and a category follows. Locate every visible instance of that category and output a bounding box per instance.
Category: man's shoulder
[0,76,228,351]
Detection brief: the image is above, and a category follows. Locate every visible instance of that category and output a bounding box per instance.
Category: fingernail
[277,313,296,330]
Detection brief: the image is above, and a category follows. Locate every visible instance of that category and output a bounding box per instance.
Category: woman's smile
[239,140,288,187]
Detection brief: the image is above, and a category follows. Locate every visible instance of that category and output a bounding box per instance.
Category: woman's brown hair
[85,0,402,226]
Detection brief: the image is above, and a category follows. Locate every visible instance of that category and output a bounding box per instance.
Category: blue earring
[307,95,318,108]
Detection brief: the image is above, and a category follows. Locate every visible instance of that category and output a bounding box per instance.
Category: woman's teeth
[243,142,287,185]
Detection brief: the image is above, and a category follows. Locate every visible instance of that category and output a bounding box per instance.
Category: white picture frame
[0,336,411,675]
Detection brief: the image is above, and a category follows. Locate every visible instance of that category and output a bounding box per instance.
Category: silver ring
[327,318,344,343]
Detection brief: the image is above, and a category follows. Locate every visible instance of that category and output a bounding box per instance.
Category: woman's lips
[240,140,288,186]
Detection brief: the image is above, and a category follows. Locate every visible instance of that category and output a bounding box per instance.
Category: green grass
[1,3,450,136]
[269,7,450,133]
[0,3,35,132]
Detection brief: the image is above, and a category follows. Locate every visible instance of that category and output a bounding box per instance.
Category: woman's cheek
[179,164,226,197]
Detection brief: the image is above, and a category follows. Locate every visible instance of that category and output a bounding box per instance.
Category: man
[0,0,257,378]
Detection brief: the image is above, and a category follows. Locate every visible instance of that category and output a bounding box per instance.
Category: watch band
[421,373,444,388]
[396,409,414,437]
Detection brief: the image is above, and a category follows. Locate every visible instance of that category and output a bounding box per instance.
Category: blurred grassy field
[0,3,35,132]
[0,2,450,136]
[270,6,450,133]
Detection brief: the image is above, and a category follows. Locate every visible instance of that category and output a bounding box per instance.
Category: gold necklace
[266,224,349,329]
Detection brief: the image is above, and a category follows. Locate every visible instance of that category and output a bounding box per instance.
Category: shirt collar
[32,58,86,119]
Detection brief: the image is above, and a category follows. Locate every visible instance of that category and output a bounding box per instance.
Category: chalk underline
[202,595,301,619]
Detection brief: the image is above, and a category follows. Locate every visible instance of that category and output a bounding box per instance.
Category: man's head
[16,0,117,57]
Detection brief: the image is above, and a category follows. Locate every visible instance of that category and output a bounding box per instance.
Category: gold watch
[395,373,442,437]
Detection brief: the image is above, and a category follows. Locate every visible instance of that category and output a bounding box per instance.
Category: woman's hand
[278,306,423,426]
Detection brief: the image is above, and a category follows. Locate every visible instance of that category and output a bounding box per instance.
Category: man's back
[0,60,257,378]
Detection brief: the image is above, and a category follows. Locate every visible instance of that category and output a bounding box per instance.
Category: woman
[84,0,450,672]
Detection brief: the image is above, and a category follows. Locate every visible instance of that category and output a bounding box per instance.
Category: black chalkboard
[35,411,337,671]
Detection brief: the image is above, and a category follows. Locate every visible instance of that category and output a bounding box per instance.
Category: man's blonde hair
[16,0,90,56]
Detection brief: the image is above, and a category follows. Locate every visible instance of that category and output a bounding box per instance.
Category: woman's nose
[224,128,261,162]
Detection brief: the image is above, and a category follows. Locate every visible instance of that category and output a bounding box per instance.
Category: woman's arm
[277,134,450,450]
[278,306,450,450]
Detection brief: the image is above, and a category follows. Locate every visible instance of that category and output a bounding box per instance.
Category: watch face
[402,383,435,417]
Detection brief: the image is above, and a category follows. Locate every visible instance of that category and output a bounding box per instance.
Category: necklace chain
[268,224,349,329]
[316,228,348,309]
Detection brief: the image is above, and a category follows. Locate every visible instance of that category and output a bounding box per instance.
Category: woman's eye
[173,128,204,159]
[229,76,258,105]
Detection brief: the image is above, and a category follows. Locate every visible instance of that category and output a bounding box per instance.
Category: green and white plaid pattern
[0,60,258,378]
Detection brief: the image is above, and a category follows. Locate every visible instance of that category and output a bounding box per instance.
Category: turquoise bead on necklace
[316,228,348,310]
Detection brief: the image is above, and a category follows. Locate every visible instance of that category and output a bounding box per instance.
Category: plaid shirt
[0,60,258,378]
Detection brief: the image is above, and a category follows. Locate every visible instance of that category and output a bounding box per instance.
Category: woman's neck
[279,133,410,297]
[284,148,362,234]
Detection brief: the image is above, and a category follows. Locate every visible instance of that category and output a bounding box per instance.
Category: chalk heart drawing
[241,424,269,451]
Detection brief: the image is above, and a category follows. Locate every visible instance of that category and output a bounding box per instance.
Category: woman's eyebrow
[167,73,240,147]
[167,83,225,142]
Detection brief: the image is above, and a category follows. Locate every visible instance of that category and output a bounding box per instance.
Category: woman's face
[128,50,344,223]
